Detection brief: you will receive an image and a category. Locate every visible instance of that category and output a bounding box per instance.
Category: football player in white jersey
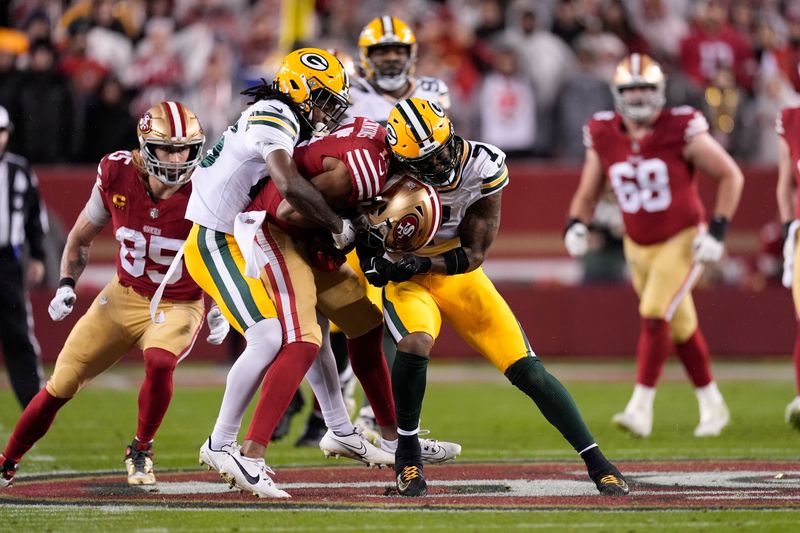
[344,15,455,441]
[182,48,354,498]
[361,98,629,498]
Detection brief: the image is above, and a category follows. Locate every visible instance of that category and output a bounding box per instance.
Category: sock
[4,388,69,463]
[305,316,352,436]
[636,318,671,387]
[675,329,713,388]
[794,323,800,395]
[211,318,282,445]
[392,350,428,432]
[136,348,177,443]
[625,383,656,412]
[348,325,396,427]
[579,444,614,476]
[395,434,422,472]
[505,357,594,452]
[381,437,398,453]
[245,341,319,446]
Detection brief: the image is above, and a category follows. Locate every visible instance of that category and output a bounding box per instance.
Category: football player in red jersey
[776,106,800,430]
[0,102,230,488]
[565,54,743,438]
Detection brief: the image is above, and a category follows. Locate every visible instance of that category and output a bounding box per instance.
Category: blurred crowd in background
[1,0,799,165]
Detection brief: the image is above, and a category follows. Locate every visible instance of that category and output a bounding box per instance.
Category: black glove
[362,256,393,287]
[387,255,432,282]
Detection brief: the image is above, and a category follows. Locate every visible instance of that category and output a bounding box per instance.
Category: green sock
[505,357,595,452]
[392,350,429,432]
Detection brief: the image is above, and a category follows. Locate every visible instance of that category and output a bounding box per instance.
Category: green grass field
[1,360,799,531]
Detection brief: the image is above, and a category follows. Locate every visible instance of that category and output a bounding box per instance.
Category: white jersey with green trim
[185,99,301,233]
[347,77,451,126]
[416,138,509,257]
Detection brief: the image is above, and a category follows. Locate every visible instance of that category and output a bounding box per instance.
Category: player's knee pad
[397,332,434,357]
[46,366,82,399]
[244,317,285,352]
[143,348,178,375]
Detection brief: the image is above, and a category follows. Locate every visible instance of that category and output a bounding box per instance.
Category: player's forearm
[282,177,343,232]
[60,238,91,283]
[712,168,744,220]
[426,246,485,274]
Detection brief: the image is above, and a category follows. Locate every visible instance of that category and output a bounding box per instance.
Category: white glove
[564,220,590,258]
[48,286,76,321]
[692,232,724,264]
[206,306,230,345]
[332,217,356,250]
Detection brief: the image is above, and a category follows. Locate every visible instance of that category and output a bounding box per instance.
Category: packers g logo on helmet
[136,101,205,187]
[365,176,442,253]
[386,98,460,187]
[274,47,351,134]
[611,53,666,124]
[358,16,417,91]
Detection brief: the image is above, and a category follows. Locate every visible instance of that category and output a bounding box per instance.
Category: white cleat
[786,397,800,431]
[319,429,395,467]
[612,408,653,438]
[219,450,290,498]
[199,436,239,472]
[420,437,462,464]
[694,385,730,437]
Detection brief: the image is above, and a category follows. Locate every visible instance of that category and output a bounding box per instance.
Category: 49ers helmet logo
[300,53,329,71]
[393,214,419,245]
[138,112,152,133]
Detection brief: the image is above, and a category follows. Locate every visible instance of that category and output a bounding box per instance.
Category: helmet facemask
[612,82,666,124]
[306,83,350,136]
[367,44,415,92]
[140,140,204,186]
[403,133,460,187]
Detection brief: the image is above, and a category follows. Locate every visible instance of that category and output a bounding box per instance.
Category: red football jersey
[777,107,800,217]
[96,150,202,300]
[584,107,708,245]
[248,117,389,237]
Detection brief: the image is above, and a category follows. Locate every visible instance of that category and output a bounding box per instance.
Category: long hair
[240,79,313,140]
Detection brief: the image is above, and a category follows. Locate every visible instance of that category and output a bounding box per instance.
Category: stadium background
[0,0,797,360]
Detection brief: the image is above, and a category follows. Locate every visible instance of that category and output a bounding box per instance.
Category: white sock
[210,318,282,445]
[695,381,724,405]
[626,384,656,413]
[305,313,353,435]
[381,438,398,453]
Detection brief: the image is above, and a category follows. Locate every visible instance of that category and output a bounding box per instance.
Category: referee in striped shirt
[0,104,46,408]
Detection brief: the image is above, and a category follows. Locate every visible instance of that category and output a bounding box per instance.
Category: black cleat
[396,464,427,497]
[0,453,17,488]
[271,391,305,442]
[294,411,328,447]
[590,465,629,496]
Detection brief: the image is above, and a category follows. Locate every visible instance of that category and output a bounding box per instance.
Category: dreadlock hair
[240,79,313,140]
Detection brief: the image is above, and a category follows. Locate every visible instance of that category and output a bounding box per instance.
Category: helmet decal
[393,214,419,246]
[429,102,445,117]
[386,123,398,146]
[300,52,330,71]
[138,113,152,133]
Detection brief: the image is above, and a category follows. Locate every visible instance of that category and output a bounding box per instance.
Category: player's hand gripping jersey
[92,151,202,301]
[185,99,300,233]
[584,106,709,245]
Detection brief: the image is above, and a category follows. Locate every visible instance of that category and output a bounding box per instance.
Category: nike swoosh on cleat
[332,437,368,456]
[397,473,411,492]
[230,455,260,485]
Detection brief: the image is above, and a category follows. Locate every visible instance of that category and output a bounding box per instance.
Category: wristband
[59,277,76,289]
[443,248,469,275]
[564,217,585,236]
[708,216,729,242]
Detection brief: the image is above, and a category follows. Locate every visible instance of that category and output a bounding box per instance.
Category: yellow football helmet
[274,47,350,134]
[611,53,666,123]
[386,97,460,187]
[358,16,417,91]
[366,176,442,253]
[136,101,205,186]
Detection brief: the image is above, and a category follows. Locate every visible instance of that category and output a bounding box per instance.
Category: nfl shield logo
[149,208,159,219]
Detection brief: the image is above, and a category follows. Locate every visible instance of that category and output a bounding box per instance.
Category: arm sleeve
[84,183,112,226]
[343,141,387,203]
[24,169,47,261]
[477,144,509,197]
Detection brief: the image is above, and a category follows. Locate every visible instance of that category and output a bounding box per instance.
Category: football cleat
[125,438,156,485]
[419,437,461,464]
[199,436,239,472]
[219,450,290,498]
[590,464,630,497]
[271,390,304,442]
[354,407,381,445]
[786,397,800,431]
[295,412,328,448]
[0,453,16,488]
[612,407,653,438]
[396,464,427,497]
[319,429,395,467]
[694,398,730,437]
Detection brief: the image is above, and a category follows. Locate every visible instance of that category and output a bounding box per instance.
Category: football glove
[362,256,393,287]
[692,232,724,264]
[48,286,76,321]
[332,217,356,251]
[564,218,589,258]
[206,306,230,345]
[388,255,432,282]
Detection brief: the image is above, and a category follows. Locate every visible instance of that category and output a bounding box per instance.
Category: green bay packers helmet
[136,101,205,186]
[366,176,442,253]
[358,16,417,91]
[612,53,666,123]
[386,97,460,187]
[274,48,351,134]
